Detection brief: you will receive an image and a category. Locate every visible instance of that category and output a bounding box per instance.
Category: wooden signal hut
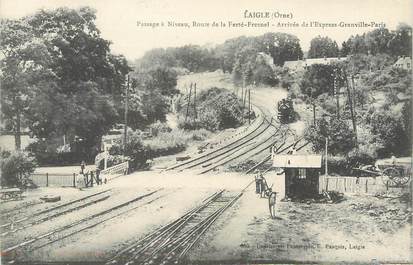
[272,155,322,199]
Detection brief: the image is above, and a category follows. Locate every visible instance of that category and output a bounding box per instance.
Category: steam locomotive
[277,98,294,124]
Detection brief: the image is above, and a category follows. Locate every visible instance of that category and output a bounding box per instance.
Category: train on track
[277,98,295,123]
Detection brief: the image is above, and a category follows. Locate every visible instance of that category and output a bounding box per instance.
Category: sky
[1,0,412,61]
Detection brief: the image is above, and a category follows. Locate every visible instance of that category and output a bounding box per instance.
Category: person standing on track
[267,187,277,219]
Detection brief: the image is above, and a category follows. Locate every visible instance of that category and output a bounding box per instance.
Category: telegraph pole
[248,89,251,124]
[345,73,358,147]
[123,75,129,153]
[334,70,340,119]
[185,83,192,123]
[313,102,316,125]
[241,80,245,108]
[325,137,328,176]
[351,75,359,109]
[193,82,197,122]
[310,88,316,125]
[243,85,247,110]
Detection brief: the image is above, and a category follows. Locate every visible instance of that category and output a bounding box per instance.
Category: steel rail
[1,189,162,255]
[117,192,242,265]
[1,194,111,236]
[165,103,271,172]
[178,123,271,171]
[165,114,266,171]
[1,189,112,229]
[105,190,225,265]
[198,127,283,174]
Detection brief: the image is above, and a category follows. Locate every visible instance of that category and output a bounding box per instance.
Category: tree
[216,36,253,73]
[341,25,412,57]
[252,59,278,86]
[140,90,170,124]
[300,64,335,98]
[340,41,351,57]
[304,117,355,155]
[2,7,130,162]
[387,24,412,57]
[126,66,178,129]
[257,32,303,66]
[141,67,178,97]
[308,36,339,58]
[363,28,394,55]
[0,19,53,149]
[216,33,303,76]
[369,111,409,157]
[0,150,37,187]
[136,45,220,73]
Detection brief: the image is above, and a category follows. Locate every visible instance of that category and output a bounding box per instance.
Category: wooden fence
[30,173,76,187]
[319,175,401,194]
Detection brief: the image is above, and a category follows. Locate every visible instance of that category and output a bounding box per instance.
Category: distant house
[283,57,347,71]
[393,56,412,70]
[256,52,276,71]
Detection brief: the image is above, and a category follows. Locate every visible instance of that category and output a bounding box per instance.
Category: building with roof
[257,52,276,71]
[393,56,412,70]
[283,57,347,72]
[273,154,322,198]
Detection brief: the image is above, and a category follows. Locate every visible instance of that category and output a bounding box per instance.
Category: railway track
[165,105,267,171]
[167,104,284,174]
[181,123,276,172]
[1,189,167,258]
[198,126,285,174]
[1,192,111,236]
[0,200,44,218]
[106,190,241,265]
[0,189,112,230]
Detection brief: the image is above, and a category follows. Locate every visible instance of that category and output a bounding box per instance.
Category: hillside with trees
[283,25,412,174]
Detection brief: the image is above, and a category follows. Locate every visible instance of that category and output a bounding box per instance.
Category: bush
[145,130,187,157]
[27,140,93,166]
[321,150,376,176]
[0,150,37,187]
[149,121,171,137]
[177,117,202,130]
[346,150,375,169]
[101,128,211,172]
[109,132,149,171]
[321,156,347,175]
[96,154,127,170]
[178,87,250,131]
[190,129,210,141]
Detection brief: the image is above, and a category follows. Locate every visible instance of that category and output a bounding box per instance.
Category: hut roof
[273,155,322,168]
